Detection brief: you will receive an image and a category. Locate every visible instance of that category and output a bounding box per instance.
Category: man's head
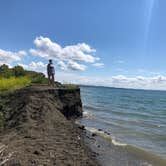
[49,59,53,64]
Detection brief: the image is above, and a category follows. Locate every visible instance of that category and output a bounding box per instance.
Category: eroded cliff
[0,85,99,166]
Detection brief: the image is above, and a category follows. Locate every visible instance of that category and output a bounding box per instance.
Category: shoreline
[78,123,166,166]
[79,85,166,166]
[1,85,165,166]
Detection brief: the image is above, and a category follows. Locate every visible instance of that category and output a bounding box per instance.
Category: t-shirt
[47,63,55,74]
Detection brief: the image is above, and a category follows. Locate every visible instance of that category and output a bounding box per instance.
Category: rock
[103,131,111,135]
[92,133,97,137]
[78,125,85,130]
[33,150,40,155]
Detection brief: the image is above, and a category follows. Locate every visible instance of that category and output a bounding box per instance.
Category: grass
[0,76,78,92]
[31,76,48,84]
[63,84,79,89]
[0,77,31,91]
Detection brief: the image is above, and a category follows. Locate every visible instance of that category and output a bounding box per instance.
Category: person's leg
[50,74,54,86]
[52,74,55,84]
[48,74,51,85]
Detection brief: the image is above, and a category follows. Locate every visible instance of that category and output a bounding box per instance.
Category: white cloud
[29,36,102,71]
[18,63,28,69]
[19,61,46,72]
[57,60,87,71]
[67,61,87,71]
[92,63,104,67]
[0,49,27,65]
[55,72,166,90]
[57,61,67,70]
[18,50,27,56]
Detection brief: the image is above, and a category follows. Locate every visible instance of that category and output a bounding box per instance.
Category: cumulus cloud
[55,72,166,90]
[57,61,67,70]
[19,61,46,72]
[0,49,27,65]
[18,50,27,56]
[29,36,102,71]
[57,60,87,71]
[0,36,103,71]
[67,61,86,71]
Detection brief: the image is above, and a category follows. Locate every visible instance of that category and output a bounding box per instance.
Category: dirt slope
[0,85,99,166]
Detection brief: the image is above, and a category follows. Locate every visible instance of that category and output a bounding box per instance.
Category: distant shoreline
[79,84,166,92]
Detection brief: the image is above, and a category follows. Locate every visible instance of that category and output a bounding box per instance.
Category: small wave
[85,127,127,147]
[83,111,94,119]
[112,139,127,146]
[85,127,166,165]
[83,105,102,112]
[85,127,111,139]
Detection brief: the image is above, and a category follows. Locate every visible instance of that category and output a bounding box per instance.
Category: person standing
[47,59,55,86]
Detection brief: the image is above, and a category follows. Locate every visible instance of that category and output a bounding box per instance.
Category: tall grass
[0,77,31,91]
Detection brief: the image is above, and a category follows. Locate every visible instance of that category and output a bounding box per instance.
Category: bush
[0,64,13,78]
[13,65,26,77]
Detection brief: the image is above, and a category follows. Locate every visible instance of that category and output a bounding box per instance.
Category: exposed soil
[0,85,99,166]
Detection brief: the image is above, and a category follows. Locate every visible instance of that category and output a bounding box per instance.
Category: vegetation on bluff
[0,77,31,91]
[0,64,48,91]
[0,64,79,92]
[0,64,79,129]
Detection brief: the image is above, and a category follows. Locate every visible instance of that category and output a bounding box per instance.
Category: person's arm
[47,64,50,73]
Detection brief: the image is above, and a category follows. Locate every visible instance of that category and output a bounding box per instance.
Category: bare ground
[0,86,99,166]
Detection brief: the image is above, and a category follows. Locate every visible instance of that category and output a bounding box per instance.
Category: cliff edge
[0,85,99,166]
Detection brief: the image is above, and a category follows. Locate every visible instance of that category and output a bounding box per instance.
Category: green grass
[63,84,79,89]
[0,76,78,92]
[0,77,31,91]
[31,76,48,84]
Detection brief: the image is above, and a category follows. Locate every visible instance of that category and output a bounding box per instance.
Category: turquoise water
[79,85,166,161]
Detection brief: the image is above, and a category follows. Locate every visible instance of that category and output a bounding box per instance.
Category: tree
[13,65,26,77]
[0,64,13,78]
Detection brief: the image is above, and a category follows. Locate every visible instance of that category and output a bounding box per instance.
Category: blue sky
[0,0,166,90]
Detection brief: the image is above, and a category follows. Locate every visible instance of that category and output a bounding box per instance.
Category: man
[47,59,55,86]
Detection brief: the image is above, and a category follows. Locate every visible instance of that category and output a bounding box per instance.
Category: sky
[0,0,166,90]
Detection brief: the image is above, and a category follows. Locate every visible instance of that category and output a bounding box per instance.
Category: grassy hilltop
[0,64,47,91]
[0,64,79,92]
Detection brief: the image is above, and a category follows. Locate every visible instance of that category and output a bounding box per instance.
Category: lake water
[79,85,166,166]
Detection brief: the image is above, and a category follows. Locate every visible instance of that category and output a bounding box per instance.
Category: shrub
[0,64,13,78]
[13,65,26,77]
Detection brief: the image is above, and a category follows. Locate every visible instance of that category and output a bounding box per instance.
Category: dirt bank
[0,85,99,166]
